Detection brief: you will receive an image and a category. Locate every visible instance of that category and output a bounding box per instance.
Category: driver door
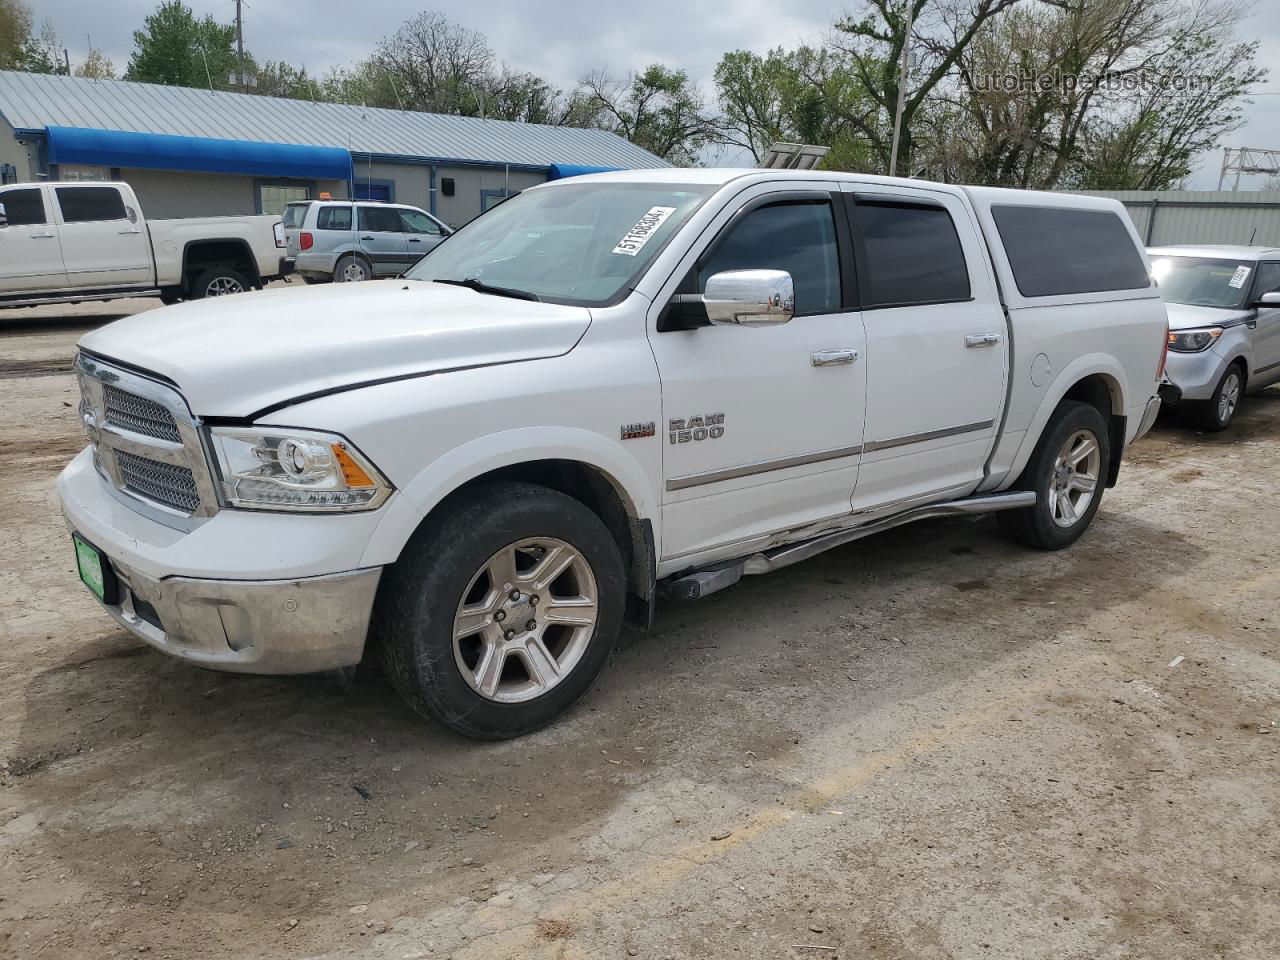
[647,185,867,563]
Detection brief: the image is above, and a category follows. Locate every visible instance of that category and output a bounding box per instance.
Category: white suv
[282,199,452,283]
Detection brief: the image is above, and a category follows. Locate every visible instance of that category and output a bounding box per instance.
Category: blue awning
[46,126,352,181]
[547,163,623,180]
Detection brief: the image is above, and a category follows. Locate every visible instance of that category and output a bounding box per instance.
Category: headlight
[209,427,392,512]
[1167,328,1223,353]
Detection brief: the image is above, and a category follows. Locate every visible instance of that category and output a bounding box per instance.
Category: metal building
[1080,190,1280,248]
[0,71,667,226]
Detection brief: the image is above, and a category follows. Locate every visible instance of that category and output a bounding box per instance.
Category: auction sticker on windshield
[612,206,677,256]
[1229,266,1251,289]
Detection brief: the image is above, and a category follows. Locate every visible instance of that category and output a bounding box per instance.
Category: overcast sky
[29,0,1280,188]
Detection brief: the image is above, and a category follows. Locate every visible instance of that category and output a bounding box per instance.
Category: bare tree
[372,11,495,115]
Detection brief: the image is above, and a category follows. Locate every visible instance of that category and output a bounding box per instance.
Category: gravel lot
[2,296,1278,960]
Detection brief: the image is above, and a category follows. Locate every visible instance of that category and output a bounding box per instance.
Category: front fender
[359,426,658,567]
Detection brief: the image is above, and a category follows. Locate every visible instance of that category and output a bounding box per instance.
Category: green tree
[715,46,880,170]
[579,65,717,164]
[125,1,238,90]
[0,0,31,69]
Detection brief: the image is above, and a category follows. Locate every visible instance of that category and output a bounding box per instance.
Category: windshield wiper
[432,278,541,302]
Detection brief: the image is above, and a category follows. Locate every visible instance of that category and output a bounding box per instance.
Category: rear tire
[1194,363,1244,432]
[375,482,625,740]
[998,400,1110,550]
[190,267,249,299]
[333,254,371,283]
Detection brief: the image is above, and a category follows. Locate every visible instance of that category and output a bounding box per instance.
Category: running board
[663,490,1037,601]
[0,288,161,309]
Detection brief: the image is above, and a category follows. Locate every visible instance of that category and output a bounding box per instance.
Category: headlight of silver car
[1167,327,1223,353]
[209,427,392,512]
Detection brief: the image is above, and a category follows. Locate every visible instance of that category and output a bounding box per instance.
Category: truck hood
[78,280,591,418]
[1164,302,1253,331]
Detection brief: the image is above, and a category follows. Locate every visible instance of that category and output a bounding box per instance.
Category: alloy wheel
[1048,429,1101,528]
[452,538,599,703]
[1218,371,1241,425]
[205,276,244,296]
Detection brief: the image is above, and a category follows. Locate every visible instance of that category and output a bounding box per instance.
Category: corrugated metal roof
[0,70,668,171]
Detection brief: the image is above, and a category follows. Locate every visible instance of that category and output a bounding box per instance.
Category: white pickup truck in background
[58,168,1170,740]
[0,181,288,308]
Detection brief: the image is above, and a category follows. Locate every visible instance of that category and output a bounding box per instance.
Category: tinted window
[56,186,127,223]
[856,202,970,307]
[400,209,443,235]
[359,206,402,233]
[992,205,1149,297]
[1255,262,1280,298]
[317,206,353,231]
[699,201,841,315]
[0,188,45,226]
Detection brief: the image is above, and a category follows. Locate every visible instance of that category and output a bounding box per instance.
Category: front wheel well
[413,460,655,625]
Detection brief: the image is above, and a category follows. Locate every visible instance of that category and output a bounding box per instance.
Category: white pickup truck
[57,169,1171,739]
[0,181,288,308]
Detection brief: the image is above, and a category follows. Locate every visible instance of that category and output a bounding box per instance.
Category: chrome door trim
[666,443,864,492]
[864,419,995,453]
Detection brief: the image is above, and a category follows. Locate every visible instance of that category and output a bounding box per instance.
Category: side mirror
[0,202,7,227]
[702,269,794,327]
[1255,291,1280,307]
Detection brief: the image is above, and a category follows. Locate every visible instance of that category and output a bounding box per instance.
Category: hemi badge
[621,421,656,440]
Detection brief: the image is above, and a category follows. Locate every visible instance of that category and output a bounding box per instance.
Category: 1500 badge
[669,414,725,443]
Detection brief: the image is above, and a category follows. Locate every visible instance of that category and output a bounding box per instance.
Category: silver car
[283,200,452,283]
[1149,245,1280,430]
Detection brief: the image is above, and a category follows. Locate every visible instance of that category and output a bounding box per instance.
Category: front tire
[375,482,625,740]
[999,400,1110,550]
[1194,363,1243,432]
[190,267,249,299]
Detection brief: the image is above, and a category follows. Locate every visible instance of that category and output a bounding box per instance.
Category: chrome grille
[115,450,202,514]
[77,353,217,526]
[103,383,181,443]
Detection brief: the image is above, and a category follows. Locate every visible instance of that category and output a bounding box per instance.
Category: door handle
[965,333,1002,348]
[408,237,421,243]
[811,348,860,367]
[118,228,141,235]
[30,231,56,239]
[360,235,375,240]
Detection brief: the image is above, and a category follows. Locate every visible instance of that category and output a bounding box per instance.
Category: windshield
[404,182,715,306]
[1150,256,1253,309]
[282,202,311,229]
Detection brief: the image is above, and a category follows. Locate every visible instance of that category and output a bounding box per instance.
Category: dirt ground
[1,296,1278,960]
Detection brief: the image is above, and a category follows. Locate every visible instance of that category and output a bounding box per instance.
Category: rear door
[840,183,1007,512]
[53,185,152,288]
[398,207,449,266]
[357,205,408,276]
[0,185,68,293]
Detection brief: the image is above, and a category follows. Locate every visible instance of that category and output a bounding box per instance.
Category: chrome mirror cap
[702,269,795,326]
[1256,291,1280,307]
[0,202,7,228]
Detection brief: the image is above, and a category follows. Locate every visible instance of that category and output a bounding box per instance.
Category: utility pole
[234,0,245,91]
[888,0,915,178]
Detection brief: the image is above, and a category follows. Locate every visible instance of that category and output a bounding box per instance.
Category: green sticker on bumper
[74,536,105,601]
